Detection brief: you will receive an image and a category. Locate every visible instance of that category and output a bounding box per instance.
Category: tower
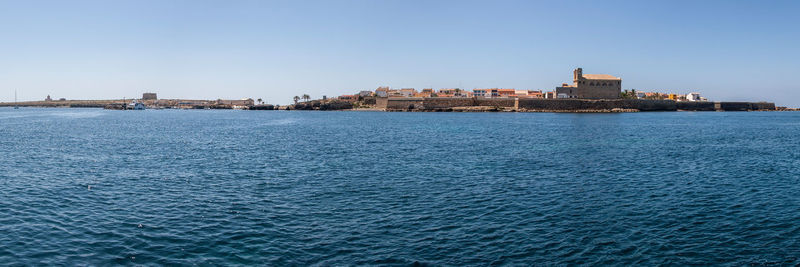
[573,68,583,82]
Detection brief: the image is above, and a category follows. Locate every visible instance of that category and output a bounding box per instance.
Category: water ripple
[0,109,799,265]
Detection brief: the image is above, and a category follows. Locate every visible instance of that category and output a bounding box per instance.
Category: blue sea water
[1,107,799,265]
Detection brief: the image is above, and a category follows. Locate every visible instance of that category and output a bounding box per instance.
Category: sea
[1,107,799,265]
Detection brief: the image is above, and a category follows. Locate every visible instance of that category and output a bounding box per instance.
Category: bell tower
[573,68,583,83]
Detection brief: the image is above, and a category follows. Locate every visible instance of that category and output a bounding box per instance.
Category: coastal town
[335,68,708,103]
[313,68,780,112]
[1,68,791,112]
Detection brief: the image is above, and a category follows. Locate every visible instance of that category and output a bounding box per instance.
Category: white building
[686,92,702,101]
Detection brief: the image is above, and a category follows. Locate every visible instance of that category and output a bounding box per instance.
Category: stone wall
[677,101,716,111]
[718,102,751,111]
[376,97,388,108]
[475,98,515,108]
[386,98,425,110]
[376,96,775,112]
[518,99,676,111]
[750,102,776,111]
[362,96,377,105]
[423,97,476,109]
[577,85,621,99]
[715,102,775,111]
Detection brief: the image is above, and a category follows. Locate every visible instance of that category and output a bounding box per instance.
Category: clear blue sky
[1,0,798,106]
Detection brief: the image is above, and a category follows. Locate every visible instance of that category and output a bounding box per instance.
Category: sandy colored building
[142,93,157,100]
[497,89,515,98]
[338,95,357,102]
[556,68,621,99]
[527,90,544,98]
[216,98,255,106]
[399,88,417,97]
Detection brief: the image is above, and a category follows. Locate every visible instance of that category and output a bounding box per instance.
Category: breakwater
[375,97,776,112]
[0,99,258,110]
[0,100,112,108]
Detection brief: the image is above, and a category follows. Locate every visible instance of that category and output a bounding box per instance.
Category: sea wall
[749,102,776,111]
[677,101,716,111]
[474,98,515,108]
[518,99,677,111]
[715,102,775,111]
[422,97,477,109]
[717,102,751,111]
[375,97,775,112]
[290,100,353,110]
[375,97,388,109]
[386,97,425,110]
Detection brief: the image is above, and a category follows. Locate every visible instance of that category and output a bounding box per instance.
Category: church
[555,68,622,99]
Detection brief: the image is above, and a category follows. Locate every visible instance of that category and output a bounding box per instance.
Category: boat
[13,90,18,109]
[128,101,146,110]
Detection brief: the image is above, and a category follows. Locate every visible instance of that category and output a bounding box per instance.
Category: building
[399,88,417,97]
[375,86,390,97]
[45,95,52,102]
[643,92,662,99]
[142,93,157,100]
[437,88,456,97]
[497,89,515,98]
[527,90,543,98]
[338,95,357,102]
[512,90,544,98]
[473,88,500,97]
[686,92,702,101]
[555,68,622,99]
[416,88,434,97]
[358,91,373,97]
[216,98,254,106]
[414,88,434,97]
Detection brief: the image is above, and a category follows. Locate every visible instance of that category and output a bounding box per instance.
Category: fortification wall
[377,96,775,112]
[750,102,776,110]
[677,101,716,111]
[633,100,677,111]
[386,98,424,110]
[475,98,515,108]
[362,96,377,105]
[423,97,476,109]
[718,102,752,111]
[518,99,676,111]
[375,97,388,108]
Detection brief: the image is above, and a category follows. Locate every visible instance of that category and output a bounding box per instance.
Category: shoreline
[2,98,794,112]
[3,106,796,113]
